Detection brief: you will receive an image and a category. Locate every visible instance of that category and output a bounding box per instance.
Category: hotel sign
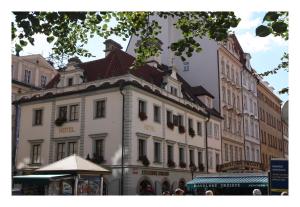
[217,161,263,172]
[141,170,169,176]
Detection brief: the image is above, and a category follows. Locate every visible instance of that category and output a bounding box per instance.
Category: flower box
[189,128,195,137]
[179,161,187,168]
[178,125,185,134]
[55,117,67,126]
[139,155,150,166]
[167,159,176,168]
[167,122,174,130]
[139,112,147,121]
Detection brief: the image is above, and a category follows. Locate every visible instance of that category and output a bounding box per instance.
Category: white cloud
[236,31,288,53]
[233,11,262,31]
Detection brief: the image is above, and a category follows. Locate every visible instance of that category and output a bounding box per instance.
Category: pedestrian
[281,191,288,196]
[252,189,262,195]
[205,190,213,195]
[162,191,170,195]
[174,188,184,195]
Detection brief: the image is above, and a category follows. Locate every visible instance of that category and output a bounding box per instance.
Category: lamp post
[190,164,197,180]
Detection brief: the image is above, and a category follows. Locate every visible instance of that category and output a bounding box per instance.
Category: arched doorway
[162,180,170,193]
[178,179,186,192]
[138,179,154,195]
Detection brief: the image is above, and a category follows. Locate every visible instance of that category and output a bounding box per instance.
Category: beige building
[257,78,284,170]
[281,101,288,159]
[14,41,222,195]
[12,54,57,172]
[218,35,245,164]
[241,54,260,163]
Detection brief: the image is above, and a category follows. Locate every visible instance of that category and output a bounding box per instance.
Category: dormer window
[183,62,189,71]
[68,78,73,86]
[170,86,178,96]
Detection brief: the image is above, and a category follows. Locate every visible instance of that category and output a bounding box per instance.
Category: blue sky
[15,11,288,103]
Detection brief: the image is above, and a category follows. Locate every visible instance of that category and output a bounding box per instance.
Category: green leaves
[271,21,288,33]
[256,25,272,37]
[263,12,280,22]
[46,36,55,43]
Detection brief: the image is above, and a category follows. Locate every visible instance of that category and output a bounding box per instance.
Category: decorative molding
[27,139,44,144]
[136,132,151,139]
[165,139,176,145]
[88,133,108,140]
[152,136,164,142]
[51,136,80,142]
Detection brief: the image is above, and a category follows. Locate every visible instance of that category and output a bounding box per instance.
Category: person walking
[252,189,262,195]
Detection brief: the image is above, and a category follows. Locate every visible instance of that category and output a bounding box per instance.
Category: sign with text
[142,170,169,176]
[59,127,75,133]
[270,159,288,195]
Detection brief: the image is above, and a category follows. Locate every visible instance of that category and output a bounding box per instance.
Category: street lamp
[190,164,197,180]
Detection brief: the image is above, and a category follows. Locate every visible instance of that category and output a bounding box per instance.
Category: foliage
[179,161,187,168]
[189,127,195,137]
[54,117,67,126]
[12,12,240,68]
[167,122,174,130]
[167,159,176,168]
[138,111,148,121]
[178,125,185,134]
[256,12,288,94]
[139,155,150,166]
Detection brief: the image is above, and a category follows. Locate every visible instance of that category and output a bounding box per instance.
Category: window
[95,100,106,118]
[177,115,183,126]
[57,143,65,160]
[230,145,233,161]
[231,67,234,81]
[189,149,195,164]
[68,78,73,86]
[215,153,220,166]
[139,100,146,114]
[154,142,161,163]
[227,89,231,105]
[68,142,77,155]
[256,149,260,162]
[250,99,253,113]
[234,146,238,161]
[167,145,174,161]
[226,64,230,79]
[31,144,41,164]
[69,104,79,121]
[33,109,43,126]
[251,148,255,161]
[236,72,239,85]
[24,69,31,84]
[233,119,237,134]
[183,62,189,71]
[232,93,236,108]
[246,146,250,160]
[225,144,229,161]
[166,110,173,124]
[94,139,104,159]
[207,122,212,137]
[208,151,213,169]
[138,139,146,159]
[221,60,225,74]
[239,148,243,160]
[244,95,248,110]
[245,119,249,136]
[197,122,202,136]
[198,151,203,165]
[254,103,257,116]
[222,87,226,103]
[179,147,185,163]
[188,118,193,130]
[153,105,161,123]
[41,75,47,87]
[214,123,219,139]
[58,106,67,120]
[223,114,227,131]
[170,86,178,96]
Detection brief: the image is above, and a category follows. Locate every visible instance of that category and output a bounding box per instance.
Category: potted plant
[178,125,185,134]
[167,122,174,130]
[55,117,67,126]
[179,161,187,168]
[92,153,104,164]
[167,159,176,168]
[189,128,195,137]
[139,155,150,166]
[139,112,147,121]
[198,163,205,172]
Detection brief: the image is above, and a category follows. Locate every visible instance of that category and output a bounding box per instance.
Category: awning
[186,175,268,190]
[13,174,72,184]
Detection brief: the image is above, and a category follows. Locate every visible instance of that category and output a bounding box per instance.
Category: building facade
[12,54,57,173]
[14,42,222,195]
[281,101,288,159]
[241,54,260,163]
[257,79,284,170]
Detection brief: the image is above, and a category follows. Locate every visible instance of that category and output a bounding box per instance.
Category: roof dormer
[162,66,183,98]
[57,57,85,88]
[191,85,214,109]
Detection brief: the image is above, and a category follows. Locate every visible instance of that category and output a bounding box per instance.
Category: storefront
[13,155,110,195]
[186,173,268,195]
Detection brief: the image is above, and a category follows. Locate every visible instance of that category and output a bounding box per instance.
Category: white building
[242,54,260,163]
[14,40,222,195]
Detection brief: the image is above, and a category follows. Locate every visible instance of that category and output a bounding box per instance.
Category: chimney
[104,39,123,56]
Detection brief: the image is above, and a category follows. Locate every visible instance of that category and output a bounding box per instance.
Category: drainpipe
[205,114,210,174]
[119,83,125,195]
[13,103,20,175]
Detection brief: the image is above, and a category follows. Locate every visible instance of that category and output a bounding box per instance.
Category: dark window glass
[153,105,161,123]
[154,142,161,162]
[167,110,173,123]
[167,145,173,161]
[138,139,146,159]
[68,78,73,86]
[34,109,43,125]
[32,144,41,164]
[68,142,77,155]
[59,106,67,120]
[57,143,65,160]
[69,105,79,121]
[95,140,104,157]
[179,147,184,163]
[139,100,146,113]
[96,100,106,118]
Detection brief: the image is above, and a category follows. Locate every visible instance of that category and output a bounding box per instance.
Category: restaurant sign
[217,160,263,172]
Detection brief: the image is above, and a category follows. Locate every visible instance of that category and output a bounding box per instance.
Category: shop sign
[195,183,240,188]
[218,160,262,172]
[270,159,288,195]
[59,127,75,133]
[142,170,169,176]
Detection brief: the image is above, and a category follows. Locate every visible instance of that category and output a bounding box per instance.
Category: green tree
[12,12,240,68]
[256,12,288,94]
